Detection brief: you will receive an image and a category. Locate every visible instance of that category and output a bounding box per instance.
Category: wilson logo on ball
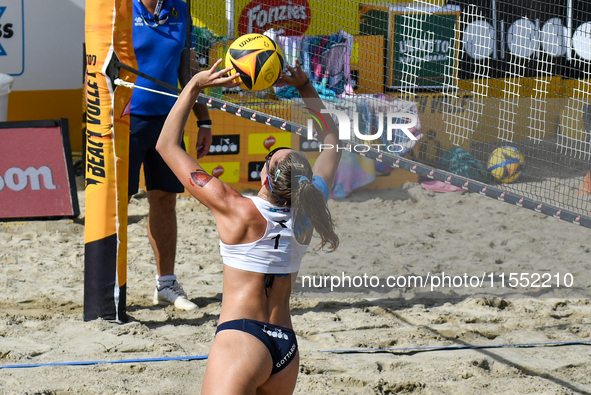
[225,33,284,92]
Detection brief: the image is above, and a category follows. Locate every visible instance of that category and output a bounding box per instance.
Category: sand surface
[1,181,591,394]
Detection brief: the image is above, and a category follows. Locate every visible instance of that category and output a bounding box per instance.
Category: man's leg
[148,189,197,310]
[147,189,177,276]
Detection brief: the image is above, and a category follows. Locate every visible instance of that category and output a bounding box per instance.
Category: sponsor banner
[391,12,459,89]
[201,162,241,183]
[359,4,460,88]
[193,0,359,41]
[449,0,591,80]
[248,131,292,155]
[0,120,79,219]
[207,134,240,156]
[248,161,266,182]
[238,0,311,36]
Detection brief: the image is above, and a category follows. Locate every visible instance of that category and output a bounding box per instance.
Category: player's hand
[274,59,309,89]
[192,59,241,90]
[196,127,212,159]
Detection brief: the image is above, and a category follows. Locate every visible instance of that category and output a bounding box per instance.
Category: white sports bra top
[219,175,329,274]
[219,196,308,274]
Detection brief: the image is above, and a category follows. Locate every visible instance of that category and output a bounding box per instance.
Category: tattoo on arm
[189,169,213,187]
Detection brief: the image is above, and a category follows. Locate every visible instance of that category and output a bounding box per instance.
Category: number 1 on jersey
[271,234,280,249]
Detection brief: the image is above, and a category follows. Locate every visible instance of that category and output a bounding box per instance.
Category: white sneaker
[153,281,198,311]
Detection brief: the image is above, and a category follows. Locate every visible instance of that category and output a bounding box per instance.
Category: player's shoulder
[221,192,264,226]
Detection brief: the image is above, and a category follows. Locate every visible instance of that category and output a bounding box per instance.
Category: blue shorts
[216,319,298,375]
[128,114,185,196]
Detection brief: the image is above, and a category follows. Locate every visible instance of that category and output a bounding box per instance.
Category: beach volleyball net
[187,0,591,228]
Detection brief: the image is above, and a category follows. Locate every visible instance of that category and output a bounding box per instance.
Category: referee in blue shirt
[129,0,211,310]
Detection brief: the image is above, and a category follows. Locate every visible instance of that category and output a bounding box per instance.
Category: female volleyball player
[157,58,341,395]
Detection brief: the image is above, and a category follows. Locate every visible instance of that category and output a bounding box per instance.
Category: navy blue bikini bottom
[216,318,298,375]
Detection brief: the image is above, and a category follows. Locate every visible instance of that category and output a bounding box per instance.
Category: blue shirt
[131,0,188,116]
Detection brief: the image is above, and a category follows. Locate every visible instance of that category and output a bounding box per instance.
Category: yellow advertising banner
[201,162,242,184]
[191,0,363,37]
[248,131,293,155]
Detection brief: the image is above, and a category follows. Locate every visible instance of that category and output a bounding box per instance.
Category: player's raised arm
[156,60,240,212]
[275,59,342,190]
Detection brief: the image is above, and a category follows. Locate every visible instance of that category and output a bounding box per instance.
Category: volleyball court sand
[1,181,591,394]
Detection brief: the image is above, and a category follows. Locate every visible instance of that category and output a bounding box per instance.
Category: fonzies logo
[238,0,311,36]
[306,108,418,153]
